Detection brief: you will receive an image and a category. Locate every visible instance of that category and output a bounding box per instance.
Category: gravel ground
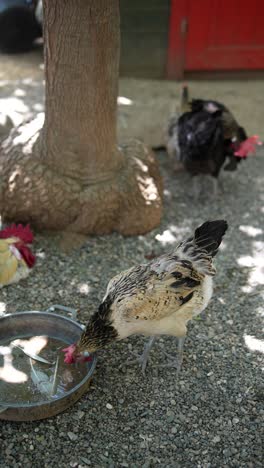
[0,52,264,467]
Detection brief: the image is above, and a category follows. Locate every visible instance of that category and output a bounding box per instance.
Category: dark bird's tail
[180,84,190,114]
[194,220,228,257]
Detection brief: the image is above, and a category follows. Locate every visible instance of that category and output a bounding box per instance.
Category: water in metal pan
[0,336,89,405]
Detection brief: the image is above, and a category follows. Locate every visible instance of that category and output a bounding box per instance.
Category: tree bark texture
[0,0,162,235]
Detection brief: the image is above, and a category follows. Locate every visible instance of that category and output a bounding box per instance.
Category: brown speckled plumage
[76,220,228,370]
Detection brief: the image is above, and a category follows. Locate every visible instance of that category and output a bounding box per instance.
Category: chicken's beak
[74,343,94,362]
[74,342,84,356]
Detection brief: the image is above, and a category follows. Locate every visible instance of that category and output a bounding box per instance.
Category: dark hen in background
[167,85,254,197]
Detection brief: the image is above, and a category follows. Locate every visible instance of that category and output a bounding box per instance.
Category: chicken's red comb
[234,135,262,158]
[0,224,34,243]
[62,344,92,364]
[62,344,77,364]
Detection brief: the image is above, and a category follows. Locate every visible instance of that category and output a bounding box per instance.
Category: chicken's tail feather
[180,83,190,114]
[176,220,228,276]
[194,220,228,257]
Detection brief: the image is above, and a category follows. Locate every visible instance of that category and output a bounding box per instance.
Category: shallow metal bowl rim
[0,311,96,409]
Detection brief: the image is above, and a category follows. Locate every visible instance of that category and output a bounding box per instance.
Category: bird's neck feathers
[78,299,118,352]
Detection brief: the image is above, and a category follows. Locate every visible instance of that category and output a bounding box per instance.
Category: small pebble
[68,432,78,441]
[167,410,175,422]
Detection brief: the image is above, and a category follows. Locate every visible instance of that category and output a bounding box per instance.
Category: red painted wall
[168,0,264,79]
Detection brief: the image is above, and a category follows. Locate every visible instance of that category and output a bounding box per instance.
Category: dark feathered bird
[0,4,41,54]
[166,86,257,196]
[63,220,228,374]
[178,106,225,178]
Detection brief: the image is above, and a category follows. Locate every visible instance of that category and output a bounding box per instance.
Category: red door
[168,0,264,78]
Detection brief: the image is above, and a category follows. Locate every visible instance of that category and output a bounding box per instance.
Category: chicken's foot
[159,336,186,375]
[126,336,157,374]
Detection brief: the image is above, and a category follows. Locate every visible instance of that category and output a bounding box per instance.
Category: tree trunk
[0,0,162,236]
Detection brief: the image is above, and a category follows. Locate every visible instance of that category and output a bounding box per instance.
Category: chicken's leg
[127,336,157,374]
[192,175,203,200]
[212,177,219,197]
[159,336,186,375]
[176,336,185,374]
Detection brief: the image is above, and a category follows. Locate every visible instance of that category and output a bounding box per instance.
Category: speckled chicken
[0,224,36,287]
[64,220,228,373]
